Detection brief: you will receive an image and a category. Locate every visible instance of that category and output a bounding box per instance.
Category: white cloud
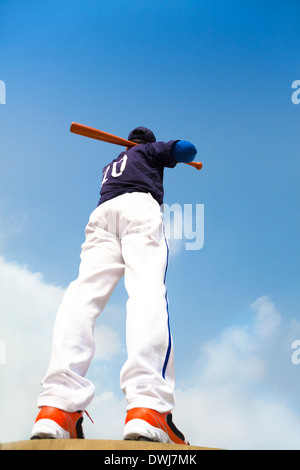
[94,324,123,361]
[251,296,281,338]
[174,385,300,450]
[0,209,28,250]
[0,256,65,442]
[173,296,300,450]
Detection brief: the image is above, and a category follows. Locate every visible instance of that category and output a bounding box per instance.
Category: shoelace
[84,410,94,424]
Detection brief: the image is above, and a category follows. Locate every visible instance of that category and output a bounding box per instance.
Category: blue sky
[0,0,300,449]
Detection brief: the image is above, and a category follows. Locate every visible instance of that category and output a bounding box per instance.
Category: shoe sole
[125,436,156,442]
[123,418,170,443]
[30,419,70,440]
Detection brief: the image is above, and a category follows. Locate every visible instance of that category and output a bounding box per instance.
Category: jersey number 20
[101,154,128,187]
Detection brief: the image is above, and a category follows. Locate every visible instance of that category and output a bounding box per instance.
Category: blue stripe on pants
[162,231,171,380]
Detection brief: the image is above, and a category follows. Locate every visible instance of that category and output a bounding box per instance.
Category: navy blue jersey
[98,140,177,206]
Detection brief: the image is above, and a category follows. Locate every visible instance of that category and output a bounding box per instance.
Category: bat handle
[184,161,203,170]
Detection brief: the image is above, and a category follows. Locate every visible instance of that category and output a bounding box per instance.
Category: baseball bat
[70,122,203,171]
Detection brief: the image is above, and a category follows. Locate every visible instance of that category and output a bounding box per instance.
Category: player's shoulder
[129,140,175,153]
[130,140,177,168]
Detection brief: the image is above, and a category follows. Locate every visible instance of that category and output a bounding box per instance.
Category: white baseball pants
[37,193,175,413]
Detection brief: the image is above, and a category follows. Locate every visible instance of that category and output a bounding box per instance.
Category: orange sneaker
[30,407,84,439]
[123,408,189,445]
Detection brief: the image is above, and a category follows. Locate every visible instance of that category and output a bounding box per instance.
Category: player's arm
[147,140,197,168]
[171,140,197,163]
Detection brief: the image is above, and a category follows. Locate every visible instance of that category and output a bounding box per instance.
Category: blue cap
[128,126,156,144]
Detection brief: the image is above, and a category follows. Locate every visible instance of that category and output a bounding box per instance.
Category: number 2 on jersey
[101,154,128,187]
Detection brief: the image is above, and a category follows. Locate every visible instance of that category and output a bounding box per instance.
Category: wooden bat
[70,122,203,171]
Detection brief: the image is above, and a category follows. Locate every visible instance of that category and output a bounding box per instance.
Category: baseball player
[30,126,197,444]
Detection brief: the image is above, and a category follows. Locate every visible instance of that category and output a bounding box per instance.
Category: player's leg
[31,204,124,438]
[119,194,175,409]
[119,193,188,443]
